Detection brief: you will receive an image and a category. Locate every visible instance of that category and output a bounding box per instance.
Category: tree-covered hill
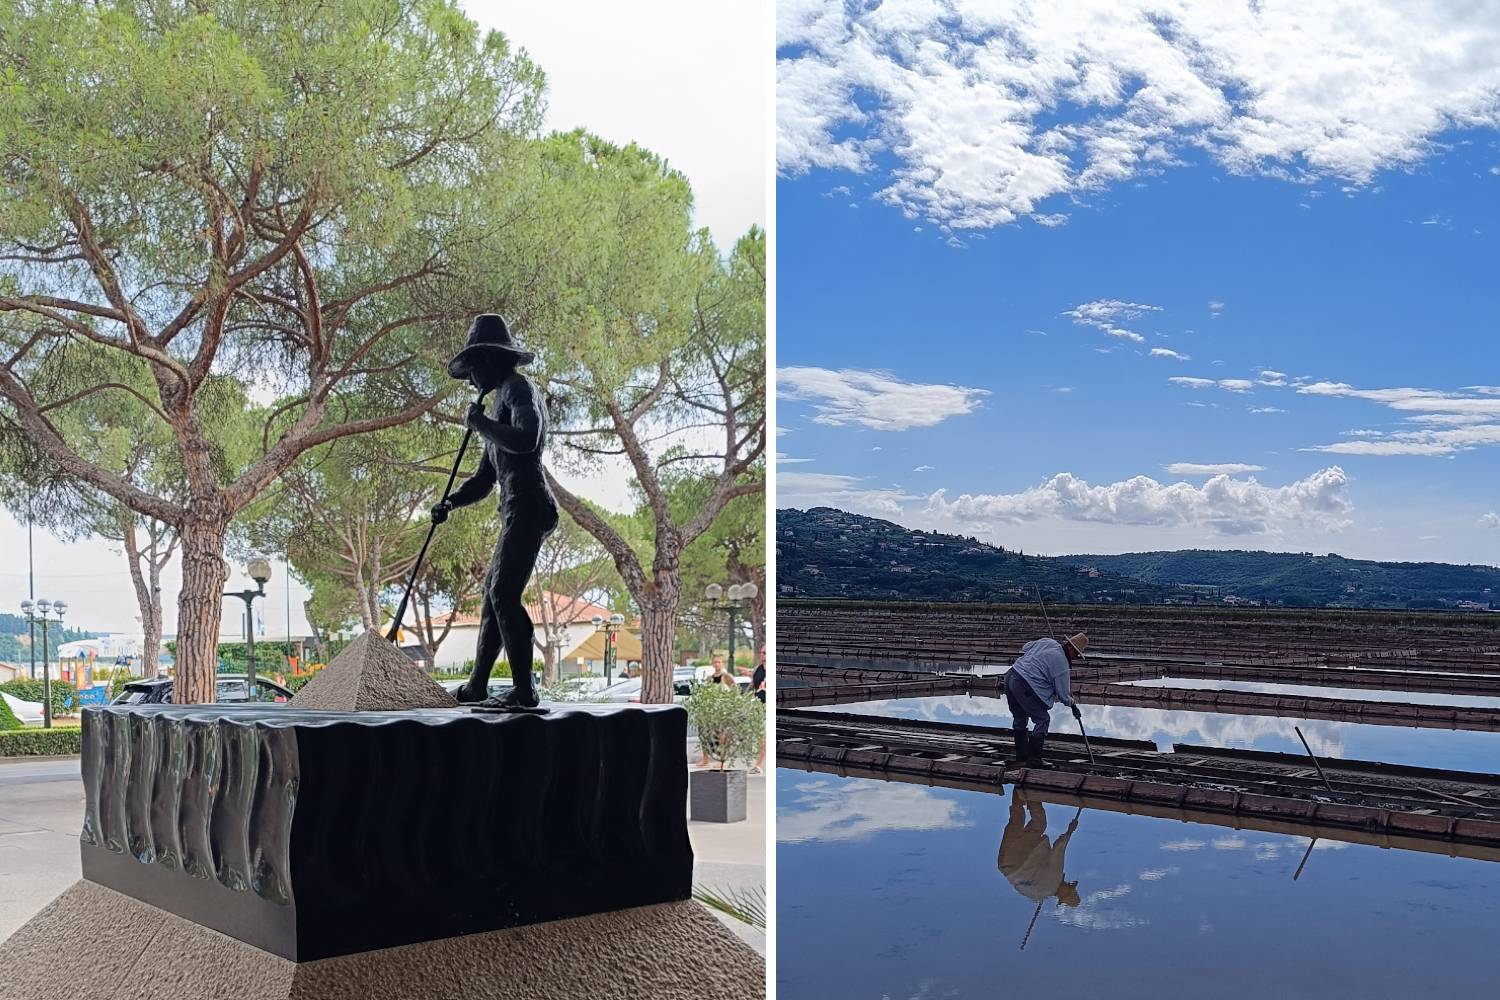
[1065,549,1500,609]
[777,507,1500,610]
[776,508,1174,604]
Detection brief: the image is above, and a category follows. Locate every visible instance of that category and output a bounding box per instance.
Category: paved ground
[0,746,766,952]
[0,757,85,943]
[687,741,767,954]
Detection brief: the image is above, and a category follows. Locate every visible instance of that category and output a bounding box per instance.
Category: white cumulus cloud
[1151,348,1191,361]
[777,366,989,431]
[924,466,1351,536]
[1480,512,1500,529]
[778,1,1500,229]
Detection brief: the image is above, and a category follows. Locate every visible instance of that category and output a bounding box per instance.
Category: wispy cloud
[1295,381,1500,456]
[1150,348,1191,361]
[1296,381,1500,417]
[778,3,1500,228]
[1064,299,1160,343]
[1170,376,1252,392]
[778,470,919,518]
[1308,424,1500,456]
[1480,512,1499,529]
[1164,462,1266,476]
[777,367,989,431]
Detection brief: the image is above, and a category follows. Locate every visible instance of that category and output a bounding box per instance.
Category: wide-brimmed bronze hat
[447,314,534,379]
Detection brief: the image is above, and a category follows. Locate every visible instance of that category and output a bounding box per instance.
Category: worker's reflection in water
[997,789,1081,909]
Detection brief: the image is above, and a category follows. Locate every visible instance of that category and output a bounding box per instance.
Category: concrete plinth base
[0,880,764,1000]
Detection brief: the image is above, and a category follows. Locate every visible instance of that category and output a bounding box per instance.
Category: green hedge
[0,696,22,732]
[0,727,82,757]
[0,678,78,717]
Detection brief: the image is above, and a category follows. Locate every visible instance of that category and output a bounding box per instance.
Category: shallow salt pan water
[777,772,1500,1000]
[1123,675,1500,710]
[828,695,1500,772]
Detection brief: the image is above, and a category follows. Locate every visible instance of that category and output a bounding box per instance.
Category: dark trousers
[1004,669,1051,751]
[471,503,559,696]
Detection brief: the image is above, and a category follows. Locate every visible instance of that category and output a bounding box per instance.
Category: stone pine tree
[0,1,545,701]
[546,219,766,703]
[246,425,441,633]
[681,482,765,659]
[0,344,255,677]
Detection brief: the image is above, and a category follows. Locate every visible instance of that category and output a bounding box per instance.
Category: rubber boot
[1010,729,1029,764]
[1026,733,1047,767]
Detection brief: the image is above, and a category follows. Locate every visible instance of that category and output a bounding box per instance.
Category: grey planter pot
[690,768,747,823]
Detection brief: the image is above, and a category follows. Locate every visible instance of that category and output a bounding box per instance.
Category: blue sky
[775,1,1500,563]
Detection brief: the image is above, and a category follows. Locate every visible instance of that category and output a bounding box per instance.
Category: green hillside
[777,508,1500,610]
[777,508,1173,604]
[1066,549,1500,610]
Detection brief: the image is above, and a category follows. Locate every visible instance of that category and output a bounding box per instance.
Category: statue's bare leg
[456,561,504,704]
[487,507,556,708]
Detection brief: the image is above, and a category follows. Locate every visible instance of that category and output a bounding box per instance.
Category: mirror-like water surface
[827,696,1500,771]
[1123,675,1500,710]
[778,772,1500,999]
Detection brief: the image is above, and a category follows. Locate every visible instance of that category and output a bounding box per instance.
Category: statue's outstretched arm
[445,449,497,509]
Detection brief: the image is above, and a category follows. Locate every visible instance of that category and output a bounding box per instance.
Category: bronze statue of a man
[432,314,559,709]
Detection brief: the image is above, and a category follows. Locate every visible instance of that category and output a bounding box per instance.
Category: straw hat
[1063,633,1089,657]
[446,314,534,380]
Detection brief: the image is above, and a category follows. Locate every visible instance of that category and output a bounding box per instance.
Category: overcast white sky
[0,0,768,637]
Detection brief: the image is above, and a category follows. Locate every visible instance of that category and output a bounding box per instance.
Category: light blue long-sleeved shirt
[1008,638,1074,708]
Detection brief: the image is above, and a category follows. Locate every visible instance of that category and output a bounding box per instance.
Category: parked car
[592,678,639,703]
[438,679,513,699]
[594,674,721,705]
[111,675,295,706]
[1,691,44,725]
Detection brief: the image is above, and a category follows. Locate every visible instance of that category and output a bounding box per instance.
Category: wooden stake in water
[1293,837,1318,881]
[1294,725,1335,794]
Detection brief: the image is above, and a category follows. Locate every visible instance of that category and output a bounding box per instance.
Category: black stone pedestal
[76,701,693,961]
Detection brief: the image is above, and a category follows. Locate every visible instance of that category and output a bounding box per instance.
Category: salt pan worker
[1003,632,1088,765]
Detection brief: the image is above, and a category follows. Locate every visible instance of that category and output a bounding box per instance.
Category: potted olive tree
[684,681,765,823]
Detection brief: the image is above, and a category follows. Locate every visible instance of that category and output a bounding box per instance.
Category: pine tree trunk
[173,508,229,704]
[542,643,558,685]
[142,557,164,679]
[639,588,680,704]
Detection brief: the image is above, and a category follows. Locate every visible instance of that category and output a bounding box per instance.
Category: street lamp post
[704,582,758,672]
[224,558,273,690]
[590,613,626,683]
[19,598,65,728]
